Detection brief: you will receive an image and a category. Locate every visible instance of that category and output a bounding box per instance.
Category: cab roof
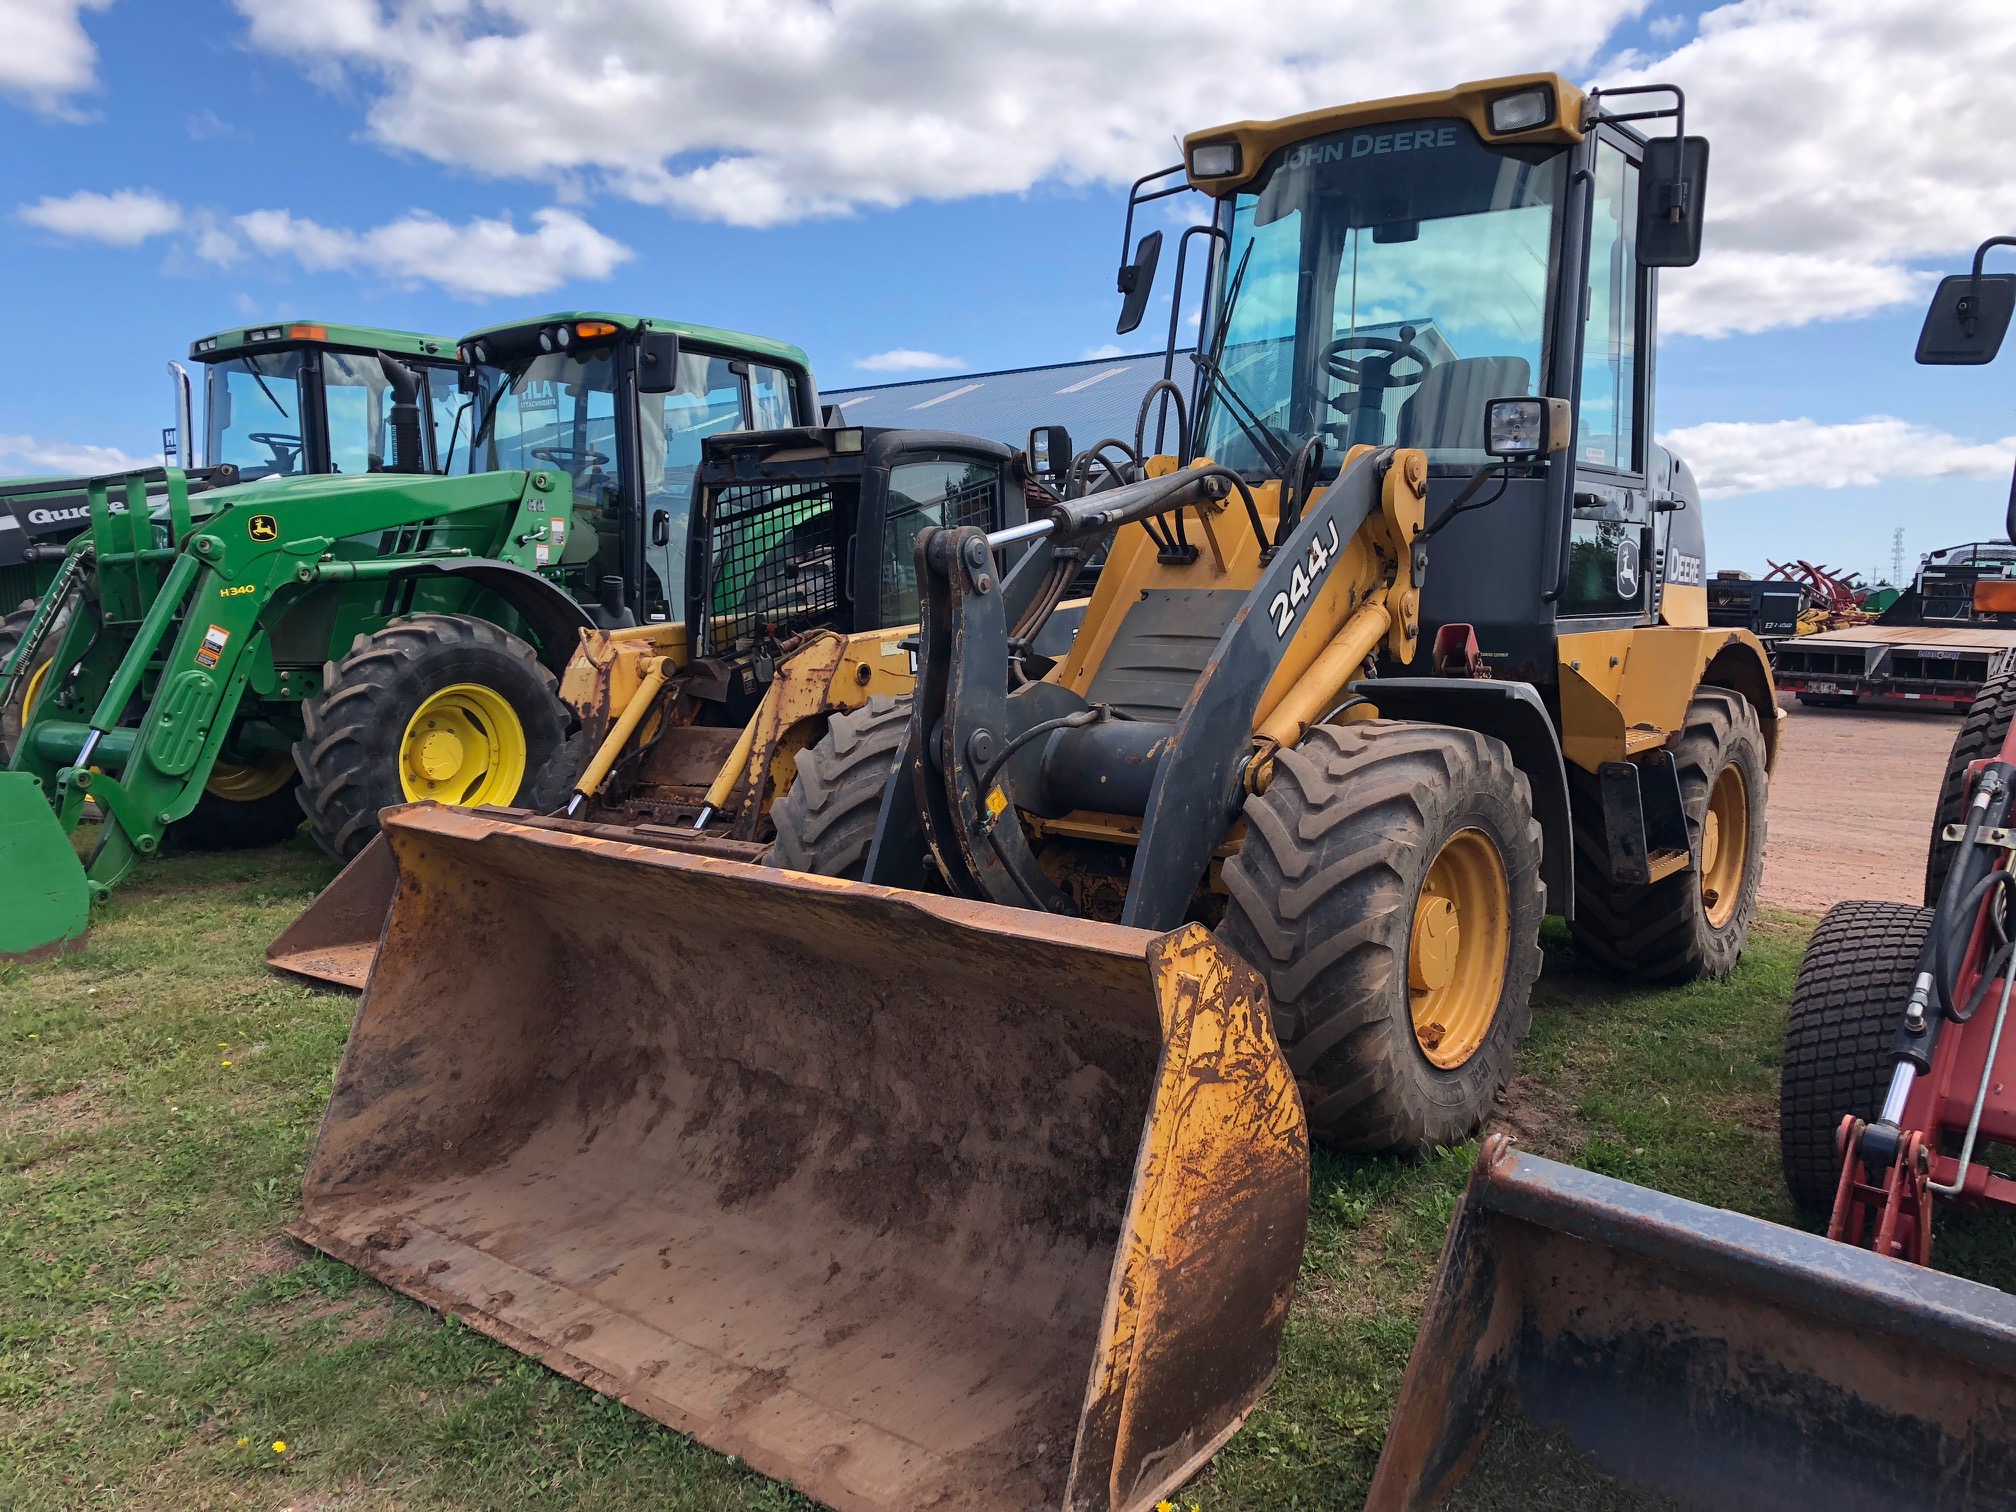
[1184,72,1587,196]
[189,322,456,363]
[456,312,812,373]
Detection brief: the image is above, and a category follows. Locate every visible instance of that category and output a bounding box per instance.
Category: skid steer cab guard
[1370,1136,2016,1511]
[292,802,1308,1512]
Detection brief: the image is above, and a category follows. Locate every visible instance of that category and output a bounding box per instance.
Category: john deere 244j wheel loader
[279,73,1774,1512]
[0,314,820,958]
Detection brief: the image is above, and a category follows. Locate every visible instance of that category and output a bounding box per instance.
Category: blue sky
[3,0,2014,581]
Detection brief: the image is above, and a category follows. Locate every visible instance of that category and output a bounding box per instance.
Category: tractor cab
[454,315,818,627]
[189,322,462,482]
[1125,74,1710,680]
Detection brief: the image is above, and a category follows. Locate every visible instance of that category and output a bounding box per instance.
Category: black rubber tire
[165,774,305,852]
[1779,899,1932,1215]
[294,613,565,862]
[766,695,912,879]
[1568,687,1768,983]
[527,728,594,814]
[1218,721,1546,1154]
[1,596,72,765]
[1924,668,2016,905]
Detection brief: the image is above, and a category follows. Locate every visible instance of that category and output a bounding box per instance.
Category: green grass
[1,855,2009,1509]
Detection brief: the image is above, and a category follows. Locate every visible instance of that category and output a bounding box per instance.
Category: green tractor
[2,320,465,758]
[0,313,820,957]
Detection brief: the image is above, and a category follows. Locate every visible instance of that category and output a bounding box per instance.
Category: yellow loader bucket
[1369,1136,2016,1511]
[266,833,398,989]
[291,804,1309,1512]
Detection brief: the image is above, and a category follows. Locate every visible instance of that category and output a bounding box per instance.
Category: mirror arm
[1421,463,1511,541]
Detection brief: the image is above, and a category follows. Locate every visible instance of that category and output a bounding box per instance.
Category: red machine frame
[1832,722,2016,1264]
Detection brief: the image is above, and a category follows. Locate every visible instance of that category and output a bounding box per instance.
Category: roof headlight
[1488,87,1553,136]
[539,330,554,352]
[833,428,864,455]
[554,324,572,348]
[1188,141,1241,179]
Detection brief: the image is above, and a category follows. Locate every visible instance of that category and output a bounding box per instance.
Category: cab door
[1560,129,1655,625]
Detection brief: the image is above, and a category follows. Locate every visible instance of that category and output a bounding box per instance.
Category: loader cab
[455,315,818,627]
[686,425,1022,705]
[190,322,462,482]
[1170,74,1707,682]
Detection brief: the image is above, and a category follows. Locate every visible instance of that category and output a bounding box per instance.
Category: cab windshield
[1200,119,1563,474]
[205,352,306,481]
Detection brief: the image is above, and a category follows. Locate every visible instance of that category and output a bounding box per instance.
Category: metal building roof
[824,350,1202,455]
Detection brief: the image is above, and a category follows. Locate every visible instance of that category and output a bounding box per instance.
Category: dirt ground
[1761,694,1961,914]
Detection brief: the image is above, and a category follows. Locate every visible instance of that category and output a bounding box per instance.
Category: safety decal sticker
[248,514,278,542]
[534,543,551,566]
[549,518,566,547]
[195,624,230,669]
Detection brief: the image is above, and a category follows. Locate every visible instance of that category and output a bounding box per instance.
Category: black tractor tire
[1,596,72,764]
[1924,668,2016,905]
[165,767,306,852]
[1779,899,1932,1215]
[766,695,912,879]
[1568,687,1768,983]
[1218,721,1546,1154]
[294,613,565,862]
[527,729,594,814]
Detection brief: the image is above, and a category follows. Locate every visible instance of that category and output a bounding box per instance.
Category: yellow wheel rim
[205,751,296,801]
[1409,827,1511,1070]
[21,657,52,723]
[398,682,527,807]
[1701,762,1749,929]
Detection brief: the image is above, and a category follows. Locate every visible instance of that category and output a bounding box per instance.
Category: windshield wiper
[244,354,290,420]
[1197,242,1294,477]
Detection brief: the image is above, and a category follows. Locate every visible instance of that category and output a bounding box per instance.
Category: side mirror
[1027,425,1073,479]
[1484,396,1571,458]
[1917,269,2016,365]
[637,329,682,394]
[458,364,480,394]
[1115,230,1163,336]
[1636,136,1709,268]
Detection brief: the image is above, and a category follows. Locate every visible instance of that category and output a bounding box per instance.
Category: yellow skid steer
[290,71,1778,1507]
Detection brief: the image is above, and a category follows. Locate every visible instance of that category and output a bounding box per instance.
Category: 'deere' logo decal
[248,514,278,542]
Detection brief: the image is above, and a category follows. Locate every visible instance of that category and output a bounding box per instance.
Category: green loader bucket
[1369,1135,2016,1511]
[0,772,89,960]
[292,803,1310,1512]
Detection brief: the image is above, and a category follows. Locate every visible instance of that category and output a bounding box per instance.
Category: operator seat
[1396,356,1532,452]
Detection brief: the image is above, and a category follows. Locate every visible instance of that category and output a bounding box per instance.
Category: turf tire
[1924,667,2016,905]
[1,596,72,764]
[526,728,594,814]
[766,695,912,878]
[1779,899,1932,1215]
[1568,686,1767,982]
[1217,721,1545,1154]
[165,775,305,851]
[294,613,564,862]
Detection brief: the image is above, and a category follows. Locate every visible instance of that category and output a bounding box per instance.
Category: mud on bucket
[291,804,1309,1512]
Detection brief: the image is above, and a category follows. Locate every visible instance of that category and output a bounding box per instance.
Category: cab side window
[1578,140,1642,473]
[640,352,744,618]
[879,459,1003,626]
[748,364,797,430]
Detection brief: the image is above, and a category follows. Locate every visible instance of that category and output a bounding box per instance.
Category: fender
[1350,677,1574,922]
[385,559,593,675]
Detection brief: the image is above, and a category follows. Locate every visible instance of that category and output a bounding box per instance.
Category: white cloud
[225,206,631,298]
[232,0,1643,227]
[1611,0,2016,336]
[1661,417,2016,498]
[855,349,967,372]
[0,0,111,117]
[0,433,158,475]
[228,0,2016,342]
[1081,343,1129,360]
[18,189,184,246]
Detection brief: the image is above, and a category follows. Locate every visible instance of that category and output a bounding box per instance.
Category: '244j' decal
[1268,519,1343,639]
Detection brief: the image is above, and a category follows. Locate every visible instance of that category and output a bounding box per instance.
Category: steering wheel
[246,431,302,461]
[1322,327,1434,389]
[530,446,611,470]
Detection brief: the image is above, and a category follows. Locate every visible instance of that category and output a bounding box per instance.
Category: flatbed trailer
[1772,622,2016,709]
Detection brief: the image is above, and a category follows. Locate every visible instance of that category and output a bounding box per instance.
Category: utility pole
[1892,527,1906,587]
